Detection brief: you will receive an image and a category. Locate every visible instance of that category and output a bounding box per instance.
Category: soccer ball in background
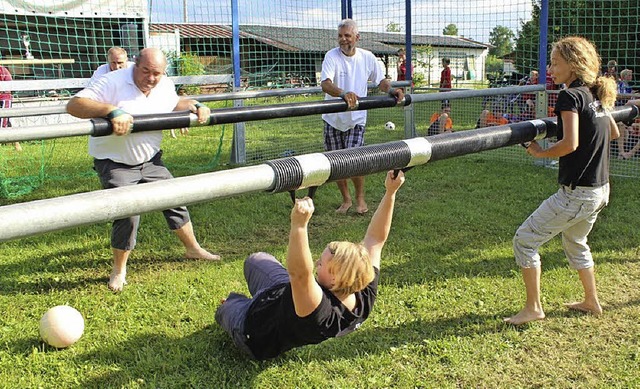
[384,121,396,131]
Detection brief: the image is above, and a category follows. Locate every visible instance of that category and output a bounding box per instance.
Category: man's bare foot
[356,203,368,215]
[185,247,221,261]
[336,202,352,214]
[108,271,127,292]
[564,301,602,316]
[503,307,545,325]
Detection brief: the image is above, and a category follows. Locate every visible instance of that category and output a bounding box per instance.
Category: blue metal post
[538,0,549,84]
[404,0,415,138]
[230,0,245,164]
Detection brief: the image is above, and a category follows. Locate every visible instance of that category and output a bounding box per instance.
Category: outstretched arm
[287,197,324,317]
[362,170,405,269]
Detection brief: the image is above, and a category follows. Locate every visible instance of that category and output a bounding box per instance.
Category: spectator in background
[439,58,452,91]
[320,18,403,215]
[88,46,134,86]
[476,100,510,128]
[396,48,407,81]
[427,101,453,135]
[617,69,634,95]
[614,69,636,157]
[520,70,539,119]
[617,120,640,160]
[0,64,20,151]
[66,48,220,292]
[605,60,618,81]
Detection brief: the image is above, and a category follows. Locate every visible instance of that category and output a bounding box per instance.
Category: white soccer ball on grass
[384,121,396,131]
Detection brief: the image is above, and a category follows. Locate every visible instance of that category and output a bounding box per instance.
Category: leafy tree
[489,25,515,57]
[413,45,436,86]
[386,22,403,32]
[486,55,504,76]
[442,24,458,36]
[514,1,639,76]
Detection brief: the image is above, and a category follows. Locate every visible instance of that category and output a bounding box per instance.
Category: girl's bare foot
[185,247,221,261]
[564,301,602,316]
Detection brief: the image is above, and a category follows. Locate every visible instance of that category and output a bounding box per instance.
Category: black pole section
[90,95,410,137]
[428,118,556,162]
[91,111,193,137]
[208,95,410,125]
[89,97,632,139]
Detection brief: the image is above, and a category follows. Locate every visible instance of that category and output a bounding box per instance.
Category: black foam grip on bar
[324,141,412,182]
[427,119,557,162]
[614,104,640,125]
[132,114,191,133]
[265,157,304,193]
[91,111,193,137]
[91,118,112,137]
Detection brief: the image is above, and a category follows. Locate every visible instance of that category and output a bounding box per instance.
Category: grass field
[0,101,639,388]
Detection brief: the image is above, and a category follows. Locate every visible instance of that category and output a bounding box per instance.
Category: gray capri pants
[93,151,190,250]
[215,252,290,358]
[513,183,609,270]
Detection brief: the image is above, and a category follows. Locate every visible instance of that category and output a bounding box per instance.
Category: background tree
[486,55,504,79]
[412,45,436,87]
[386,21,403,32]
[514,0,639,77]
[442,24,458,36]
[489,25,515,57]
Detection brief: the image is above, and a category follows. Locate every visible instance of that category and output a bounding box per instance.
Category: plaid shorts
[323,121,365,151]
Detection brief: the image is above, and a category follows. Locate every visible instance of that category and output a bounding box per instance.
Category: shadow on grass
[381,242,640,288]
[0,239,226,295]
[74,325,265,388]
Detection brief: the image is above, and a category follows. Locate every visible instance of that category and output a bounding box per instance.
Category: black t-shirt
[243,268,380,360]
[554,80,610,188]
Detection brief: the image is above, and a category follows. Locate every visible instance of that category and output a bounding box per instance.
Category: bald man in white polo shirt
[67,47,219,292]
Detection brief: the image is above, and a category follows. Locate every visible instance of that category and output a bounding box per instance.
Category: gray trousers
[513,183,609,269]
[215,252,290,358]
[93,151,190,250]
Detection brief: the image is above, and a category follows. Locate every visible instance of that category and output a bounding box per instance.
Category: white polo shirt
[321,47,385,131]
[88,61,135,87]
[76,66,179,165]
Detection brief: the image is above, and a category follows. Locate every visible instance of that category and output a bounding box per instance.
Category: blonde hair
[325,241,374,296]
[620,69,632,79]
[552,36,617,109]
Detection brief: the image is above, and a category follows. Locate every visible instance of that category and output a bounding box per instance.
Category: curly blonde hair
[325,241,374,296]
[552,36,617,109]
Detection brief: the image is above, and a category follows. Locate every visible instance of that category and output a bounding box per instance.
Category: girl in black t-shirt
[505,36,619,326]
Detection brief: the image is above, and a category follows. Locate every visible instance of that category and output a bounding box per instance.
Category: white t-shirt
[76,66,179,165]
[321,47,385,131]
[88,61,134,87]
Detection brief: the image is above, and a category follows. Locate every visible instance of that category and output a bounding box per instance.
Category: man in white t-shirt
[321,19,404,215]
[88,46,134,86]
[66,48,220,292]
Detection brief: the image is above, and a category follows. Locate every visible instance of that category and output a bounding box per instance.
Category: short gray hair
[338,18,358,35]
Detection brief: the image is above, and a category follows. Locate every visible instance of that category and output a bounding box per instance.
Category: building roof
[149,23,490,54]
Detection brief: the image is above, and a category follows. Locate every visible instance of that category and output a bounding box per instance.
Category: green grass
[0,100,639,387]
[1,149,639,388]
